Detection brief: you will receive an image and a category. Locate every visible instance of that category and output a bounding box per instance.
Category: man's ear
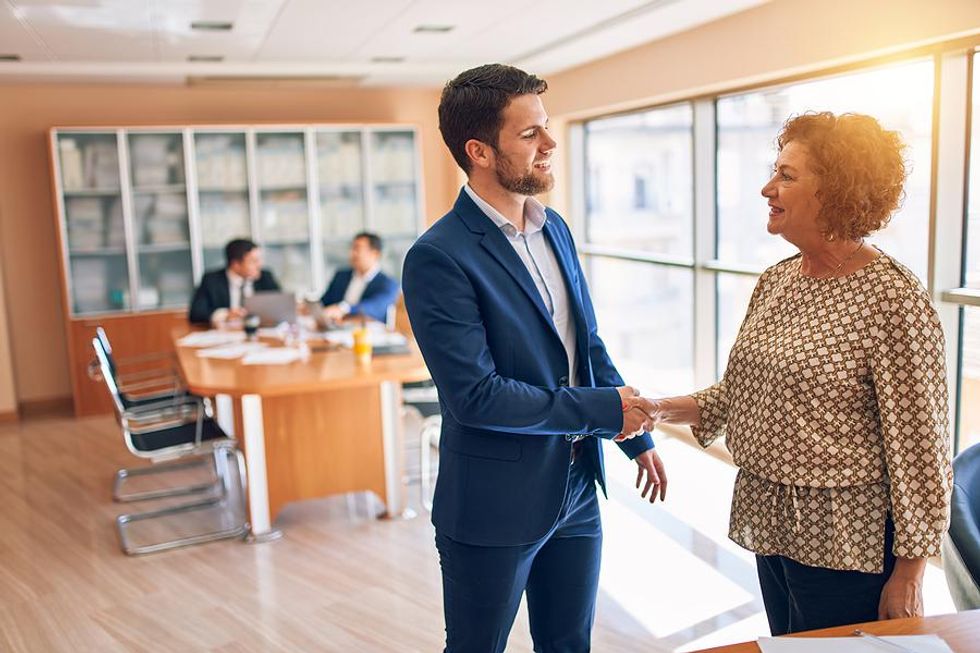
[464,139,493,170]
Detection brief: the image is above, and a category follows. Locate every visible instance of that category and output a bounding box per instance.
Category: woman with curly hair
[623,112,952,634]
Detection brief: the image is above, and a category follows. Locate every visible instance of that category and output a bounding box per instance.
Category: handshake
[615,386,660,442]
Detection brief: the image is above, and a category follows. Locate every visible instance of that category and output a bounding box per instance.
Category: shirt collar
[464,184,547,236]
[354,263,381,283]
[226,269,247,287]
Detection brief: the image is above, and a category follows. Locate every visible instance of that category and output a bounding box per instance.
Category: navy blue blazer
[188,268,280,325]
[320,269,399,324]
[402,189,654,547]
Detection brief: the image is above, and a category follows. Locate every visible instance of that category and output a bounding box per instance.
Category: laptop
[243,291,297,327]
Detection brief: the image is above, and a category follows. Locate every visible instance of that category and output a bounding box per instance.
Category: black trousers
[756,520,896,635]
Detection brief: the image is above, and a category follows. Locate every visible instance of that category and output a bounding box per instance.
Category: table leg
[379,381,416,520]
[240,393,283,542]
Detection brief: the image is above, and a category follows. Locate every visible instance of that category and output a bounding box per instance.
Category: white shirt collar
[355,263,381,283]
[464,184,547,236]
[226,269,247,287]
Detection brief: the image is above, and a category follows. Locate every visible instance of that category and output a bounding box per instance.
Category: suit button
[558,376,568,387]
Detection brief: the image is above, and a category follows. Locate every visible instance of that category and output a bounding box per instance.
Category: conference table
[172,327,430,540]
[690,610,980,652]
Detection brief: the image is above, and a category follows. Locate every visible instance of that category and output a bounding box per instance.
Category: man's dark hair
[354,232,383,253]
[225,238,258,266]
[438,63,548,173]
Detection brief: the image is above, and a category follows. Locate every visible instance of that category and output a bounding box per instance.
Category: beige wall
[0,83,456,402]
[0,208,18,415]
[547,0,980,120]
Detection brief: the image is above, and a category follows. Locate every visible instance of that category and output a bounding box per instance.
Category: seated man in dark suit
[320,232,399,324]
[188,238,281,326]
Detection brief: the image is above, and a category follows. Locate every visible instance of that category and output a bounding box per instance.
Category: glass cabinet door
[317,130,365,280]
[368,130,419,278]
[128,132,193,309]
[57,131,131,314]
[193,131,252,271]
[255,131,311,291]
[369,130,419,236]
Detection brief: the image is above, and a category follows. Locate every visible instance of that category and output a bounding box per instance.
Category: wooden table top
[690,610,980,652]
[172,327,431,397]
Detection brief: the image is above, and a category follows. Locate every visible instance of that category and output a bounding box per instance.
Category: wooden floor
[0,413,954,652]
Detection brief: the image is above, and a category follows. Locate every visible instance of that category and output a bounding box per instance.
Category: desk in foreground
[173,329,430,539]
[690,611,980,653]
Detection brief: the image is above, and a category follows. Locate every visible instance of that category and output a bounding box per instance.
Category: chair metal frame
[92,333,250,555]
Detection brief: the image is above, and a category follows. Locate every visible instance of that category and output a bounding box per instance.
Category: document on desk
[178,330,245,347]
[757,634,953,653]
[241,348,303,365]
[322,330,407,349]
[196,343,267,359]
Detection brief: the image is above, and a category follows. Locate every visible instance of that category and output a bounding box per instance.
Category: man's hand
[618,407,653,440]
[323,304,346,322]
[228,307,247,319]
[633,449,667,503]
[615,395,661,442]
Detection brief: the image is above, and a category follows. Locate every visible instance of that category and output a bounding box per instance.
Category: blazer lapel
[454,190,559,339]
[542,217,591,360]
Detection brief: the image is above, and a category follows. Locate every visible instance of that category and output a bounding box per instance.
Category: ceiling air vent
[191,21,234,31]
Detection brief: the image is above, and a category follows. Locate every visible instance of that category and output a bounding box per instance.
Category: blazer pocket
[442,425,522,462]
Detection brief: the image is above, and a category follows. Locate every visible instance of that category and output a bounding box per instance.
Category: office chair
[87,326,185,412]
[93,336,249,554]
[943,442,980,609]
[91,330,205,502]
[402,381,440,511]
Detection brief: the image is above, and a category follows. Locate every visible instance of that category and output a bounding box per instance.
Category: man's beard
[494,151,554,196]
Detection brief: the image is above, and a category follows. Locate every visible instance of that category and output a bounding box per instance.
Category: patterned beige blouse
[692,251,952,573]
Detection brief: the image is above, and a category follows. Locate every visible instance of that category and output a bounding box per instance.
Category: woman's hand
[878,557,926,620]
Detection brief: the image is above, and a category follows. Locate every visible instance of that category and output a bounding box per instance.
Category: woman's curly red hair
[777,112,908,240]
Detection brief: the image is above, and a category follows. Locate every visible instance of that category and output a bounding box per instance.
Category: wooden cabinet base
[68,310,189,416]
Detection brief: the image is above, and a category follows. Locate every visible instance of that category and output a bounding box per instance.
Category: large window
[956,53,980,452]
[585,105,693,257]
[578,52,980,455]
[583,103,695,394]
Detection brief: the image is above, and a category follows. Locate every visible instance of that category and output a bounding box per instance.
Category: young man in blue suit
[402,64,668,653]
[320,232,399,324]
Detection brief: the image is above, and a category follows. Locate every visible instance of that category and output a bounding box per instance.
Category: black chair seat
[121,391,186,411]
[949,443,980,590]
[130,418,228,453]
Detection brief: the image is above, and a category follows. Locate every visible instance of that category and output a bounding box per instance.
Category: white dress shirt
[339,264,381,315]
[210,270,254,326]
[464,184,578,386]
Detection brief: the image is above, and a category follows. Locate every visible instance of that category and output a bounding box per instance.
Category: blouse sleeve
[871,284,953,559]
[690,382,727,447]
[689,269,770,448]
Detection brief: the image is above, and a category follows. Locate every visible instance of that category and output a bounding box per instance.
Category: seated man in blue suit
[403,64,668,653]
[188,238,280,326]
[320,232,399,324]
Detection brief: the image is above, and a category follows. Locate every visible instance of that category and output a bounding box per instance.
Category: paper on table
[241,348,304,365]
[178,330,245,347]
[196,342,266,359]
[757,634,953,653]
[322,330,407,349]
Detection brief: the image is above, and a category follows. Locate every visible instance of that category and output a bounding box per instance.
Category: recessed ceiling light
[0,54,21,62]
[371,56,405,64]
[413,25,453,33]
[188,55,224,62]
[191,21,233,31]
